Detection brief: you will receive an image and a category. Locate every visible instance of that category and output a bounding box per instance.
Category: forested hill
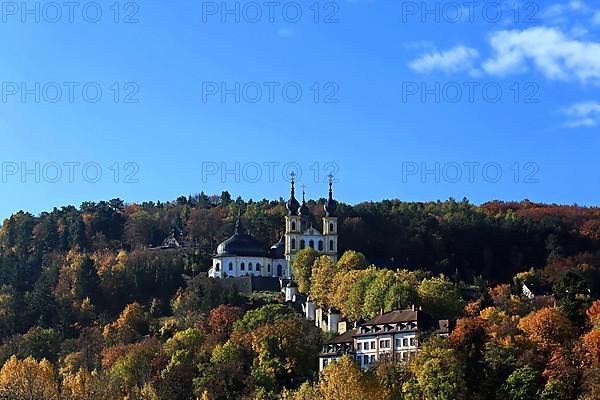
[1,194,599,399]
[2,193,600,285]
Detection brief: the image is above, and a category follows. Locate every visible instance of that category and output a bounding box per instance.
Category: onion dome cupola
[298,188,311,216]
[215,212,268,257]
[324,175,338,217]
[269,235,285,259]
[286,173,300,216]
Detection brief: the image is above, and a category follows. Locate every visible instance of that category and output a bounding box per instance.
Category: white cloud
[408,46,479,75]
[482,27,600,83]
[543,1,589,19]
[593,11,600,25]
[563,101,600,127]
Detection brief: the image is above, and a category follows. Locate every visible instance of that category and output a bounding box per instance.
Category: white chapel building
[208,177,339,279]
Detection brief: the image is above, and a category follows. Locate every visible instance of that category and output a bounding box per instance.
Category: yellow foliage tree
[318,356,390,400]
[310,256,337,307]
[61,368,117,400]
[0,355,59,400]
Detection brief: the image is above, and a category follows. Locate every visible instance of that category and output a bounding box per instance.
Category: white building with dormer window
[208,176,339,278]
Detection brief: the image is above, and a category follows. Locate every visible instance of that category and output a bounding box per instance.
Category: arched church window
[291,239,296,250]
[241,263,245,271]
[256,263,261,271]
[267,264,271,273]
[215,263,220,272]
[291,221,296,231]
[318,240,323,251]
[300,240,305,250]
[329,240,334,251]
[277,264,283,277]
[329,222,334,232]
[309,240,314,249]
[228,262,233,271]
[248,263,253,271]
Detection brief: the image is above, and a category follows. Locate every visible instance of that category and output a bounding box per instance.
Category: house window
[309,240,314,249]
[300,240,305,250]
[291,221,296,231]
[357,343,362,351]
[380,340,390,349]
[329,222,334,232]
[323,359,328,368]
[329,240,334,251]
[228,262,233,271]
[396,339,401,348]
[371,341,376,350]
[318,240,323,251]
[410,338,416,347]
[291,239,296,250]
[370,355,375,363]
[240,263,245,271]
[363,355,369,365]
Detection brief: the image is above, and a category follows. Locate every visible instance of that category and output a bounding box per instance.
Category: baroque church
[208,176,338,279]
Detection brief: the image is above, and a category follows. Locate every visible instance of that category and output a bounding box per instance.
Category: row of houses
[282,282,451,371]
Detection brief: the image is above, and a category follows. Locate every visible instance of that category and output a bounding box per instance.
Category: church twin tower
[284,174,338,264]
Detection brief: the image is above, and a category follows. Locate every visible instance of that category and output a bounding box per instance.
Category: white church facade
[208,176,338,279]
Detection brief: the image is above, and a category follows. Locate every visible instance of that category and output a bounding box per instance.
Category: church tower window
[291,239,296,250]
[291,221,296,231]
[309,240,314,249]
[216,263,220,272]
[300,240,305,250]
[318,240,323,251]
[329,222,334,232]
[329,240,334,251]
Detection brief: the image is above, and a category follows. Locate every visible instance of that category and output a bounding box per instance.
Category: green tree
[500,366,541,400]
[402,337,465,400]
[417,275,464,319]
[309,256,337,307]
[292,248,318,294]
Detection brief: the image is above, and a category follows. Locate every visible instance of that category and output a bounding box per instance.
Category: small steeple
[299,185,311,216]
[234,209,244,234]
[324,174,338,217]
[286,172,300,216]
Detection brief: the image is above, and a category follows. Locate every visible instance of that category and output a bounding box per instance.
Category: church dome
[216,216,268,257]
[269,235,285,258]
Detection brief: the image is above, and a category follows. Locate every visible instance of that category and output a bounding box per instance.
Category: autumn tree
[0,356,59,400]
[336,250,367,272]
[292,248,318,294]
[518,308,572,352]
[61,369,118,400]
[309,256,337,307]
[317,356,389,400]
[103,302,149,345]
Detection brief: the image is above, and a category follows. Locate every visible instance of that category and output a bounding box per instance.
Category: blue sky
[0,0,599,219]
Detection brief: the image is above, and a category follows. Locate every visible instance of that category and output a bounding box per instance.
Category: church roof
[269,235,285,259]
[215,216,269,258]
